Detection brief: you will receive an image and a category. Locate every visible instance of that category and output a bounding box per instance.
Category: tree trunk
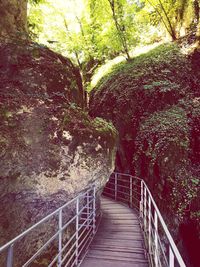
[108,0,131,60]
[157,0,177,40]
[194,0,200,24]
[147,0,177,40]
[0,0,28,38]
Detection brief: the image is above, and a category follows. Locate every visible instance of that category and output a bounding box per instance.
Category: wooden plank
[80,196,149,267]
[81,258,149,267]
[87,249,146,259]
[86,254,148,263]
[90,245,146,253]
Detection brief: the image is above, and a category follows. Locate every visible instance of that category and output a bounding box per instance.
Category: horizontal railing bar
[131,195,140,203]
[117,190,130,196]
[22,229,60,267]
[118,182,141,189]
[103,191,114,195]
[116,179,130,183]
[48,231,77,267]
[117,189,141,197]
[106,182,115,186]
[77,231,93,261]
[80,209,93,214]
[61,238,77,264]
[117,195,129,202]
[131,190,141,196]
[116,191,141,200]
[62,214,77,231]
[78,227,93,250]
[104,185,115,190]
[55,199,93,235]
[118,179,139,184]
[62,243,76,266]
[104,183,115,188]
[117,184,130,189]
[113,192,140,206]
[132,183,141,188]
[65,256,76,267]
[78,217,93,233]
[86,197,95,206]
[78,238,93,262]
[115,172,142,181]
[78,223,92,242]
[107,179,115,183]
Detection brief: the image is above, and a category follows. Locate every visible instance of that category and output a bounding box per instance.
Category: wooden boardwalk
[81,196,149,267]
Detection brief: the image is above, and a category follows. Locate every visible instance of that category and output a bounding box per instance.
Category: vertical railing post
[114,173,117,200]
[130,176,133,208]
[58,209,62,267]
[140,180,143,218]
[154,210,158,267]
[169,247,174,267]
[144,187,147,231]
[7,244,14,267]
[86,191,90,230]
[75,197,79,265]
[93,186,96,234]
[148,194,151,252]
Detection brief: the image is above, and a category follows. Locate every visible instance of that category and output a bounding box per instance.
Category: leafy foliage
[28,0,159,82]
[27,0,200,89]
[141,0,197,39]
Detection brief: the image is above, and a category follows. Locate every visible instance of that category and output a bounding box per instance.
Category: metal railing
[0,184,97,267]
[103,172,186,267]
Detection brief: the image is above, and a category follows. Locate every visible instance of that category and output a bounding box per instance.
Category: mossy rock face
[90,44,194,172]
[134,107,189,184]
[0,38,84,107]
[0,40,117,266]
[134,107,194,222]
[89,43,200,266]
[134,106,200,266]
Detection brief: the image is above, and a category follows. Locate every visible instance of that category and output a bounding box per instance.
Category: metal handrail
[0,172,187,267]
[103,172,186,267]
[0,184,97,267]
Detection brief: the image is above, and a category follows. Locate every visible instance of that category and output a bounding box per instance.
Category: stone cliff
[0,38,117,265]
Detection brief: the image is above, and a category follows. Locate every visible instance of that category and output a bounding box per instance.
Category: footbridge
[0,173,186,267]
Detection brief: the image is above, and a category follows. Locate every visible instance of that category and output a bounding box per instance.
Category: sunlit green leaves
[28,0,151,64]
[28,0,198,86]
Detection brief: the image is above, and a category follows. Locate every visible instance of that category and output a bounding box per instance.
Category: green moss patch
[62,105,118,149]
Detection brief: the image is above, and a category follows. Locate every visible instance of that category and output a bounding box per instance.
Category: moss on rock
[134,106,192,222]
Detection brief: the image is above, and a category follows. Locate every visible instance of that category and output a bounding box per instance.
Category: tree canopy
[28,0,200,87]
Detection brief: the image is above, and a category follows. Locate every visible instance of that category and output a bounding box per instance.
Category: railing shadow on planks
[0,172,186,267]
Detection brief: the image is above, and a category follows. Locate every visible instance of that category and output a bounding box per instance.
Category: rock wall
[0,39,117,265]
[0,0,28,37]
[89,43,200,267]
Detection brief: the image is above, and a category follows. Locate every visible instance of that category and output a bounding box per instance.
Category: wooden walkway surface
[81,196,149,267]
